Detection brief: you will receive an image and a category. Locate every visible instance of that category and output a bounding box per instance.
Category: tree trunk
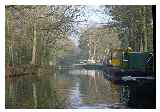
[143,6,148,52]
[31,23,37,65]
[88,38,92,60]
[140,37,144,52]
[8,16,14,66]
[9,45,14,66]
[93,44,97,60]
[128,16,134,50]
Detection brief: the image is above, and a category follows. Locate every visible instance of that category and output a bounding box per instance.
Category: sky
[70,5,111,46]
[85,6,111,25]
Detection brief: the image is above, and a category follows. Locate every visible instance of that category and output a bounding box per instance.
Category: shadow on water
[5,67,155,109]
[119,81,156,109]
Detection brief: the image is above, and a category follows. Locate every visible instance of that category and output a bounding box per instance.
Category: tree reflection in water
[6,68,129,109]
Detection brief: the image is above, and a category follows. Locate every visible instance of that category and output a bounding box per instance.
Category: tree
[5,5,82,66]
[105,5,153,52]
[79,25,121,61]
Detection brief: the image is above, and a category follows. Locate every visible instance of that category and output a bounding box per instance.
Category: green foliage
[106,5,153,52]
[5,6,78,66]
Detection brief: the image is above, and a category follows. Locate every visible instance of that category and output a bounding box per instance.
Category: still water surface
[6,68,128,109]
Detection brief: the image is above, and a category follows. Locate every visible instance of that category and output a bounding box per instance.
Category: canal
[5,68,154,109]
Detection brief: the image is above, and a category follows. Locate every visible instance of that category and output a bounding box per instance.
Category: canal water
[6,68,129,109]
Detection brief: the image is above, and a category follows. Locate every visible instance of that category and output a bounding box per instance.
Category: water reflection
[120,82,155,109]
[6,68,128,109]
